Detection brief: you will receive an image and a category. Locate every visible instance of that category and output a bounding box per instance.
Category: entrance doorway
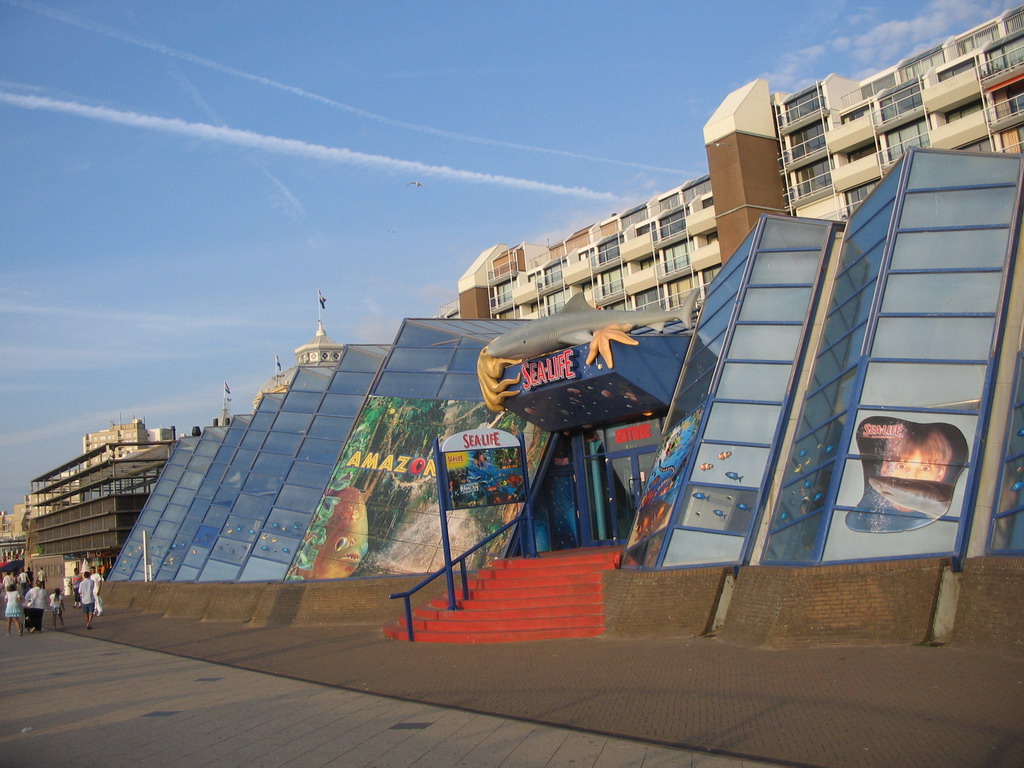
[582,418,661,546]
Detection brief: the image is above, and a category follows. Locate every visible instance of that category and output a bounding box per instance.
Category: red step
[384,547,622,644]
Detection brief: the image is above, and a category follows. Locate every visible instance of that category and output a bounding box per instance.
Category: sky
[0,0,1007,515]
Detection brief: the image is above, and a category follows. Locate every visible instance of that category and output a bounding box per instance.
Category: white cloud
[2,0,684,175]
[0,91,622,201]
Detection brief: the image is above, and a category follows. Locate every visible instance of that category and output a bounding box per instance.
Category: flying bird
[407,181,424,187]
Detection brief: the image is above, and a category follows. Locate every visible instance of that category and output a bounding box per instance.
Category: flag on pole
[224,381,231,396]
[318,289,326,309]
[275,354,282,372]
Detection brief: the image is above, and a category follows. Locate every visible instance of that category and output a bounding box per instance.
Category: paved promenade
[3,609,1023,768]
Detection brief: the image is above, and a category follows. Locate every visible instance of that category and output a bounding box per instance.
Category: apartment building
[451,5,1024,322]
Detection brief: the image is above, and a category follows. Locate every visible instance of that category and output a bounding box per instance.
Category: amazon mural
[285,395,547,581]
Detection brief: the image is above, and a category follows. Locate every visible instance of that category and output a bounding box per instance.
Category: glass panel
[873,317,993,360]
[891,229,1010,270]
[275,483,324,512]
[728,325,802,361]
[250,412,275,430]
[252,452,293,477]
[702,402,780,442]
[691,444,769,487]
[900,187,1017,229]
[173,565,200,582]
[261,432,303,456]
[393,321,457,347]
[240,430,266,451]
[265,508,314,536]
[661,529,744,566]
[451,348,483,372]
[272,411,313,434]
[738,287,811,322]
[374,372,443,398]
[307,415,351,439]
[716,363,790,402]
[338,348,386,372]
[908,151,1020,188]
[386,347,455,371]
[238,556,289,581]
[759,218,829,250]
[282,391,322,412]
[881,272,1001,314]
[197,556,243,581]
[296,438,342,465]
[251,534,301,564]
[329,371,376,393]
[320,393,366,417]
[861,362,986,409]
[749,250,820,285]
[438,373,485,400]
[291,367,332,392]
[221,515,260,543]
[230,493,273,519]
[763,513,823,563]
[241,472,281,496]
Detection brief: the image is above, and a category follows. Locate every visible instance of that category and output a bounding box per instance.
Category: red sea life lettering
[462,431,502,448]
[615,423,652,444]
[521,349,577,392]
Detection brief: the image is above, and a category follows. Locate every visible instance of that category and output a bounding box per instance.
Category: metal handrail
[388,512,529,641]
[388,432,561,641]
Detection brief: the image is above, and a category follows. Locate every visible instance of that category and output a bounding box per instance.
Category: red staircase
[383,548,622,643]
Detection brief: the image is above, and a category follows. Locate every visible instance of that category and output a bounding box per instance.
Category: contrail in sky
[0,91,620,200]
[3,0,686,175]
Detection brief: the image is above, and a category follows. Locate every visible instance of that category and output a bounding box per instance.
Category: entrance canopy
[502,335,689,431]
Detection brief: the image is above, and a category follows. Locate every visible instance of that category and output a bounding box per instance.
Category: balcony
[782,135,828,168]
[489,291,513,312]
[593,279,625,306]
[825,113,876,153]
[657,253,693,280]
[987,92,1024,133]
[980,42,1024,88]
[922,69,982,114]
[690,241,721,273]
[512,279,537,304]
[930,110,989,150]
[655,216,687,246]
[777,100,824,135]
[487,262,519,284]
[535,270,565,295]
[831,154,882,192]
[788,168,833,204]
[623,264,658,295]
[686,204,717,236]
[562,257,592,286]
[620,232,655,263]
[880,133,930,168]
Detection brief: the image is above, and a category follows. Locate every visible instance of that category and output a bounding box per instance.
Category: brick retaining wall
[719,558,947,647]
[952,556,1024,654]
[603,568,727,637]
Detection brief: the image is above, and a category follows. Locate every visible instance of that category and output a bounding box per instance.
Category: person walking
[49,588,65,631]
[4,583,24,636]
[77,570,96,629]
[23,580,47,633]
[91,570,104,617]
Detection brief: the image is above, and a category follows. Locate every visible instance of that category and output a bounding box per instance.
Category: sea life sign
[441,428,526,509]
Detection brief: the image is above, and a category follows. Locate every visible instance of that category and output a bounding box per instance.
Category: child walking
[49,588,65,631]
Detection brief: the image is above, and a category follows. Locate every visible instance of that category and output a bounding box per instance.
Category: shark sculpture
[478,289,699,412]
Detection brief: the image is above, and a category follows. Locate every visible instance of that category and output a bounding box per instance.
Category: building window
[844,181,877,215]
[878,81,922,123]
[791,158,832,200]
[983,36,1024,78]
[954,25,996,57]
[783,88,821,123]
[938,58,976,81]
[658,193,681,212]
[620,205,648,229]
[883,119,929,163]
[956,137,992,152]
[633,287,660,310]
[993,80,1024,120]
[841,106,869,124]
[682,178,712,206]
[658,210,687,240]
[944,99,983,123]
[898,48,945,82]
[846,143,876,163]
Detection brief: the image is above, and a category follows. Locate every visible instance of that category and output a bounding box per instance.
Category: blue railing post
[434,438,459,610]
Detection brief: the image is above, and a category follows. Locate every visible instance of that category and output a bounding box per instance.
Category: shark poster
[285,396,546,581]
[846,415,969,533]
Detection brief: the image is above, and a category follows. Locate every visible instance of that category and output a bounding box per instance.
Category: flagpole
[317,287,322,324]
